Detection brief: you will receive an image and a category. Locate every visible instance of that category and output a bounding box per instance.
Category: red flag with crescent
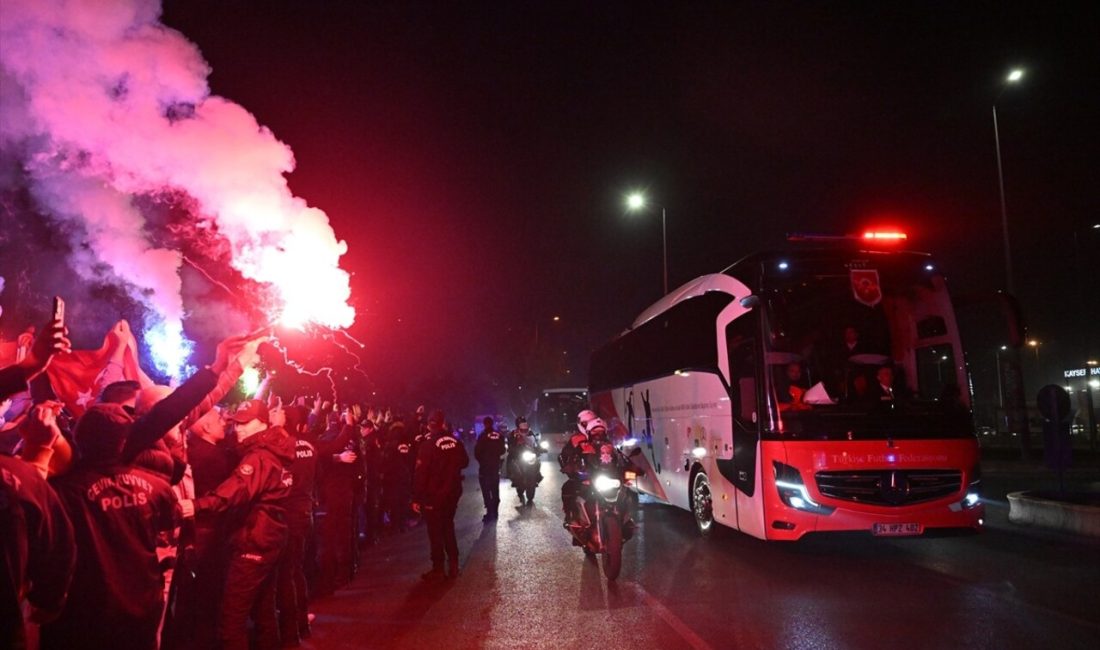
[850,269,882,307]
[45,320,155,417]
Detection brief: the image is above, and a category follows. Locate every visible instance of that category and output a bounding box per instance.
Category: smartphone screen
[53,296,65,325]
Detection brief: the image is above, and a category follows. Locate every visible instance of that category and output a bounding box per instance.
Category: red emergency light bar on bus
[787,230,909,243]
[862,230,908,241]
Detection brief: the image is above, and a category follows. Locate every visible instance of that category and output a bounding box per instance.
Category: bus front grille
[814,470,962,506]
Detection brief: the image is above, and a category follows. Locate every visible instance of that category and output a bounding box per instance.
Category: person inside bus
[776,361,811,412]
[869,365,897,406]
[842,325,867,358]
[847,372,872,406]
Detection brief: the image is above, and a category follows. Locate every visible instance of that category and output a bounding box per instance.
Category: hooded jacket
[43,458,176,649]
[194,426,295,559]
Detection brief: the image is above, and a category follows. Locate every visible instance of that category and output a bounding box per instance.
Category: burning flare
[0,0,356,374]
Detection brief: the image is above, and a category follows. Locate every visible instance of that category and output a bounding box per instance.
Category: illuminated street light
[625,190,669,295]
[1026,338,1042,367]
[1007,69,1024,83]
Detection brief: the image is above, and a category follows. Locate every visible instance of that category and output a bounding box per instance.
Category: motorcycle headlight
[539,440,550,450]
[593,475,621,493]
[521,450,537,463]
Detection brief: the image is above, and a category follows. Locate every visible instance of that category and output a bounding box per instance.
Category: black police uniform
[315,423,358,594]
[0,454,76,650]
[473,428,506,519]
[382,424,414,531]
[42,461,176,650]
[360,425,385,542]
[412,428,469,577]
[194,426,294,650]
[170,433,238,650]
[277,434,316,644]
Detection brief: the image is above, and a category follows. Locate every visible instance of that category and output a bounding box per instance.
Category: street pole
[991,70,1029,458]
[1085,383,1097,452]
[661,207,668,296]
[995,350,1004,409]
[993,104,1014,296]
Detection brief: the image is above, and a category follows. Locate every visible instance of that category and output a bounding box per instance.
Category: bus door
[717,303,764,534]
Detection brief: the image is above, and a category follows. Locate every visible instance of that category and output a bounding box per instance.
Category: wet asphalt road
[305,461,1100,650]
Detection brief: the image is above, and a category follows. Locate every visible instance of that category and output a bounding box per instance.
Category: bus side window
[726,322,760,496]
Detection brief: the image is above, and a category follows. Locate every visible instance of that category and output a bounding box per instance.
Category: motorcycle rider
[559,410,598,520]
[506,416,541,506]
[560,417,641,540]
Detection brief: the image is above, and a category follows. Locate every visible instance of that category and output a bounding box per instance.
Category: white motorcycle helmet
[577,409,597,433]
[584,417,607,435]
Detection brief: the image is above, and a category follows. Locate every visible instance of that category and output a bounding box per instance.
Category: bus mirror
[739,295,760,310]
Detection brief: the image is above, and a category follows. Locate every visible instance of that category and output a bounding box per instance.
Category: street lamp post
[626,191,669,296]
[991,68,1031,458]
[994,68,1024,294]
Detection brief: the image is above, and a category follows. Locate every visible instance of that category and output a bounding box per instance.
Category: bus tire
[691,469,715,536]
[602,516,623,581]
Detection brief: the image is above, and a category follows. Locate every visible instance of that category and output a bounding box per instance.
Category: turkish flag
[45,320,154,417]
[850,269,883,307]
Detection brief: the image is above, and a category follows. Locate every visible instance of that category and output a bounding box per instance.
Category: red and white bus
[589,233,983,540]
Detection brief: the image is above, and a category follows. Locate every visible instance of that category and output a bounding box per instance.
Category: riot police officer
[473,416,505,521]
[411,411,468,581]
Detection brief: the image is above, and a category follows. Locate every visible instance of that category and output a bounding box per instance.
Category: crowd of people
[0,312,478,650]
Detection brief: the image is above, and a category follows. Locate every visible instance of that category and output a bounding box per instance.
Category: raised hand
[20,317,71,380]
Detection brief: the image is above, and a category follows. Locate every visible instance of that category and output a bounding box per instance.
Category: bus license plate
[872,522,922,537]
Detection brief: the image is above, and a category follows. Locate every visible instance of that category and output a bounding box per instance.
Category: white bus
[588,235,984,540]
[533,387,589,447]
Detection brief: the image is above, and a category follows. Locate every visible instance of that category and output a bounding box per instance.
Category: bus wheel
[691,470,714,536]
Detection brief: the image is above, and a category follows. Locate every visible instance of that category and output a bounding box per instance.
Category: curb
[1007,491,1100,537]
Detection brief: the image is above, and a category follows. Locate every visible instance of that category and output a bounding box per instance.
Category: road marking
[631,582,714,650]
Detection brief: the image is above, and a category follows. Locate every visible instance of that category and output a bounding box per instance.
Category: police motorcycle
[508,417,545,505]
[563,422,644,581]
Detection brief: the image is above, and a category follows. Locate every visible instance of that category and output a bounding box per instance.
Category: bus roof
[630,247,934,332]
[632,273,752,329]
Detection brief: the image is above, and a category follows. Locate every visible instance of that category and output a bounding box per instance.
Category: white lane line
[631,581,715,650]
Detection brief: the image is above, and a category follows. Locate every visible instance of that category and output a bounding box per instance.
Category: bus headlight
[594,475,621,493]
[952,464,982,511]
[773,461,834,515]
[521,450,537,464]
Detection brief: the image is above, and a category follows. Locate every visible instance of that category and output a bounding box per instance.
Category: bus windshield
[761,253,972,441]
[535,388,589,436]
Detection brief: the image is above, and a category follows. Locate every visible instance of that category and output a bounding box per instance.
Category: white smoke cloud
[0,0,355,374]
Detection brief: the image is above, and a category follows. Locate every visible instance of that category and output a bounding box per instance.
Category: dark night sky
[161,1,1099,401]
